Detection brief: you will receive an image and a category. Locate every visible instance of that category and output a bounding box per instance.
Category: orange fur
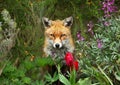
[43,17,74,60]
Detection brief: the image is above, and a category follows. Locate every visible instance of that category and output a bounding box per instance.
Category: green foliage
[0,61,30,85]
[59,73,71,85]
[76,16,120,84]
[58,68,92,85]
[69,69,76,85]
[22,77,31,84]
[35,57,54,67]
[45,72,59,85]
[0,55,55,84]
[77,78,91,85]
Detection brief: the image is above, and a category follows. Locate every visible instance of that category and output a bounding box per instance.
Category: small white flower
[1,9,9,16]
[1,9,11,22]
[8,19,17,28]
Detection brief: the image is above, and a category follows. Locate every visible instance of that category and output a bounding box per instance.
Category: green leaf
[3,62,16,73]
[53,72,59,82]
[24,60,34,70]
[114,72,120,81]
[70,69,76,85]
[22,77,31,84]
[45,72,58,83]
[76,78,91,85]
[44,73,52,82]
[57,64,61,73]
[35,57,54,67]
[59,73,71,85]
[31,80,45,85]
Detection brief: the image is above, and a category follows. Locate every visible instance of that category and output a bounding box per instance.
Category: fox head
[42,16,73,49]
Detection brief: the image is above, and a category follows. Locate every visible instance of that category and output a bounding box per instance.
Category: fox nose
[55,43,60,48]
[53,43,62,48]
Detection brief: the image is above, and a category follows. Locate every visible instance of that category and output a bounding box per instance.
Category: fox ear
[42,17,52,28]
[63,16,73,27]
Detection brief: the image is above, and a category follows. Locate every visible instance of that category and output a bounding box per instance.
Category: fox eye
[61,34,66,37]
[50,34,54,37]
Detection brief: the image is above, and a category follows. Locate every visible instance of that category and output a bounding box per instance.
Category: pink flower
[97,39,103,49]
[76,31,85,41]
[104,21,110,26]
[64,52,79,71]
[87,21,94,36]
[102,0,117,18]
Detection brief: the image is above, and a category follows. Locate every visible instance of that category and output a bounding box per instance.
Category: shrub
[76,16,120,84]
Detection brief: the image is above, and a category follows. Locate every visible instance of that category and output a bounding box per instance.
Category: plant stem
[98,65,113,85]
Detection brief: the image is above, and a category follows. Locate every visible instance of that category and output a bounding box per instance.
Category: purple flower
[102,0,117,18]
[97,39,102,49]
[87,21,94,35]
[103,21,110,26]
[77,31,85,41]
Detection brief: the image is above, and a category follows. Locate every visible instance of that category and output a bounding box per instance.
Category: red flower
[64,52,74,67]
[73,61,79,71]
[64,52,79,71]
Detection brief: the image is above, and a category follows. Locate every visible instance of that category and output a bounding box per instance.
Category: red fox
[42,16,75,60]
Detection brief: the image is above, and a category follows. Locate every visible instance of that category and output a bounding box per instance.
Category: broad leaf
[59,74,71,85]
[76,78,91,85]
